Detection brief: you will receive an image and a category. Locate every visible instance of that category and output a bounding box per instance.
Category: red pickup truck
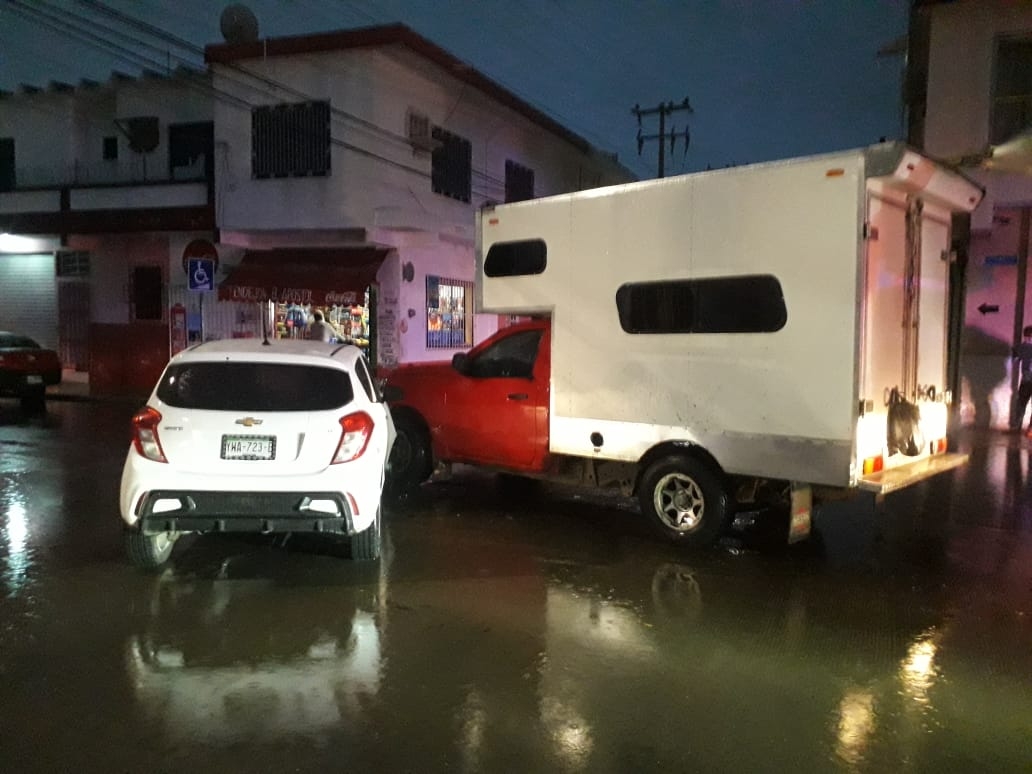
[383,318,736,547]
[384,318,551,479]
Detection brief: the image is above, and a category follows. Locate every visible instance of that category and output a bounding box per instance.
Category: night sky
[0,0,910,179]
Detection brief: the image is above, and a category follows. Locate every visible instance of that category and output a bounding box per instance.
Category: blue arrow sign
[985,254,1018,266]
[188,258,214,291]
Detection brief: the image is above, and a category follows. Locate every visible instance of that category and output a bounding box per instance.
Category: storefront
[216,247,387,360]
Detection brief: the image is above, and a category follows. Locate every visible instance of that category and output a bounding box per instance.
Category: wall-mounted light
[0,233,61,254]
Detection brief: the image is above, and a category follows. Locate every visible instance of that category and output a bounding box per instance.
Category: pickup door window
[445,329,547,467]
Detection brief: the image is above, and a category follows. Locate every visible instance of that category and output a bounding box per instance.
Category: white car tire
[125,530,177,570]
[350,508,381,561]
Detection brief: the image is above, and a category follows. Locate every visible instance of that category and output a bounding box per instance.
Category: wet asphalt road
[0,398,1029,773]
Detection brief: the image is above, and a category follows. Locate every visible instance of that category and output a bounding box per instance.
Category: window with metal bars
[57,251,90,278]
[426,275,473,349]
[431,127,471,202]
[252,101,331,179]
[505,160,534,202]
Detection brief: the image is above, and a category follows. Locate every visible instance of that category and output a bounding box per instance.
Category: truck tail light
[862,454,884,475]
[332,411,374,463]
[132,406,168,463]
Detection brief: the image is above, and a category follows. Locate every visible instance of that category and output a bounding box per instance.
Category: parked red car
[0,332,61,413]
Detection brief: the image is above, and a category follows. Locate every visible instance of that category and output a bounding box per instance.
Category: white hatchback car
[119,339,395,568]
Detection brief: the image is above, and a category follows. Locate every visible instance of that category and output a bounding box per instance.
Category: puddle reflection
[835,688,876,766]
[124,569,381,744]
[899,628,941,707]
[534,555,977,770]
[1,493,33,596]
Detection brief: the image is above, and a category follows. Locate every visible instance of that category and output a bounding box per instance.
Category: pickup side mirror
[380,384,404,403]
[451,352,469,375]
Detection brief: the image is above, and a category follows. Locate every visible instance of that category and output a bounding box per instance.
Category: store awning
[217,247,388,306]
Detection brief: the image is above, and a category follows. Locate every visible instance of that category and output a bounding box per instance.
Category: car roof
[0,331,42,345]
[171,338,365,369]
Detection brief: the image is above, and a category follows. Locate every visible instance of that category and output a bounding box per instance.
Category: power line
[74,0,506,189]
[6,1,498,193]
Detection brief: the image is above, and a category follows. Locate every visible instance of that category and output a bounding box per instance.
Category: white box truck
[384,143,984,547]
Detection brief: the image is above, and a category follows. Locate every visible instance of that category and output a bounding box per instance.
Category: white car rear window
[157,362,354,411]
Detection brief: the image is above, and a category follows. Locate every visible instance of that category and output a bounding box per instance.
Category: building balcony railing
[4,156,209,192]
[0,162,214,235]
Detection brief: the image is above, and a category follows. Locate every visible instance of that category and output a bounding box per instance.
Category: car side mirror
[381,384,404,403]
[451,352,468,375]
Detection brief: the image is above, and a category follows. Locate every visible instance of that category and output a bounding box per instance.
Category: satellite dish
[220,4,259,44]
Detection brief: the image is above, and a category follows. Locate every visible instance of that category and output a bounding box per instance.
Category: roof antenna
[261,301,271,346]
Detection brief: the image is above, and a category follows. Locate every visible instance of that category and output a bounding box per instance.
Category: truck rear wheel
[639,455,730,547]
[386,412,432,493]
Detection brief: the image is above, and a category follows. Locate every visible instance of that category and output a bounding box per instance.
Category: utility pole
[632,98,693,178]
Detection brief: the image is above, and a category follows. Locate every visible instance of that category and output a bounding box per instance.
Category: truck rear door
[857,150,981,493]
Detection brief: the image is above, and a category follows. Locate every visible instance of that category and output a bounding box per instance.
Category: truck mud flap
[857,452,968,495]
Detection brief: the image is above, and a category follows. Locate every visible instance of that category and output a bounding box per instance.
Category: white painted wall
[923,1,1032,428]
[924,1,1032,160]
[212,44,630,236]
[0,93,76,188]
[0,75,213,189]
[114,77,213,183]
[70,182,207,211]
[209,38,630,365]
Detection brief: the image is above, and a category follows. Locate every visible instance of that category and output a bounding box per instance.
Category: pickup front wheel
[639,455,730,548]
[387,412,432,494]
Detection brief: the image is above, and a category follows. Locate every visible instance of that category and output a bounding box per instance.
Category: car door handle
[507,393,529,400]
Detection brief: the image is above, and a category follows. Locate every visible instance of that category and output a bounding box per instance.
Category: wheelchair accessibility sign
[188,258,215,291]
[182,239,219,292]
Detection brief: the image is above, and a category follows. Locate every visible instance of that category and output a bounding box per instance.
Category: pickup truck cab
[385,319,550,479]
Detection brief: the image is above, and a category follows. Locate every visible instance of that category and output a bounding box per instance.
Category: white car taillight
[132,406,168,463]
[332,411,374,464]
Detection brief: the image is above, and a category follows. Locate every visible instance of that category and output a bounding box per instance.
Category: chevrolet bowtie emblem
[235,417,263,427]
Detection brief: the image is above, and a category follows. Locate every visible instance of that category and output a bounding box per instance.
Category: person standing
[308,310,339,342]
[1013,325,1032,435]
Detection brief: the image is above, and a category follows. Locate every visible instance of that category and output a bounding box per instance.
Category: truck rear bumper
[857,452,968,495]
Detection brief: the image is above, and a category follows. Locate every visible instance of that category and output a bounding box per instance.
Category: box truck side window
[484,239,547,277]
[616,274,787,334]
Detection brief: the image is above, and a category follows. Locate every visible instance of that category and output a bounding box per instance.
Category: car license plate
[26,375,43,385]
[221,435,276,460]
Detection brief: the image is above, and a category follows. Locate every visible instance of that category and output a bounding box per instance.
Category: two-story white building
[0,22,633,394]
[204,23,632,372]
[0,67,216,394]
[908,0,1032,429]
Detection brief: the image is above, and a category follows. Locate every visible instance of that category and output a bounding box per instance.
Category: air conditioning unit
[406,110,437,153]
